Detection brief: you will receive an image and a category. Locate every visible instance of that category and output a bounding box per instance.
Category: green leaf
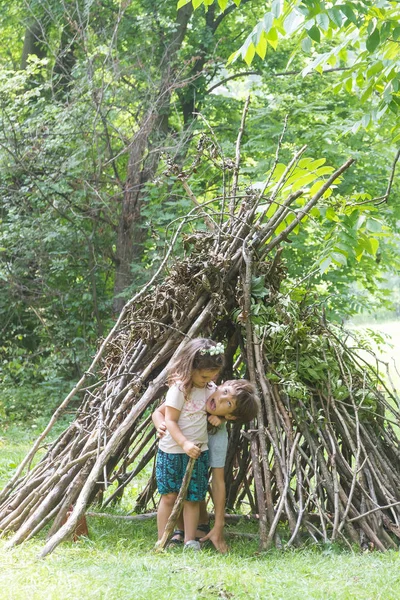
[192,0,203,9]
[355,245,364,261]
[307,25,321,43]
[308,181,325,196]
[227,50,239,65]
[177,0,191,7]
[360,83,374,104]
[255,21,265,45]
[367,18,376,36]
[366,27,381,53]
[331,252,347,266]
[263,12,274,34]
[310,207,320,218]
[361,113,370,128]
[291,172,319,190]
[284,10,300,35]
[266,27,278,50]
[315,166,335,176]
[328,8,343,28]
[340,5,357,25]
[298,157,313,169]
[309,158,326,170]
[251,275,268,298]
[244,42,256,65]
[366,218,382,233]
[367,61,383,78]
[316,13,329,31]
[271,0,282,19]
[355,215,366,230]
[301,36,312,53]
[255,33,268,59]
[345,77,353,93]
[326,207,340,222]
[319,256,332,274]
[368,237,379,256]
[217,0,228,10]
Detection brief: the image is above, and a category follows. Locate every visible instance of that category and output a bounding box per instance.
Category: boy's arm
[165,406,201,459]
[200,467,228,553]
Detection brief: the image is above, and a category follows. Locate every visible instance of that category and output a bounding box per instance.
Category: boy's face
[206,384,237,420]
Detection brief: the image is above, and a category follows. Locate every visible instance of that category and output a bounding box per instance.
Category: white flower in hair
[200,342,225,356]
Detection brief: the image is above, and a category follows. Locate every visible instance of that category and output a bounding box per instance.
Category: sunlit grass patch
[0,534,399,600]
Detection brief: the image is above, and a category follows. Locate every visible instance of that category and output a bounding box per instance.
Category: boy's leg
[183,500,200,543]
[157,493,177,539]
[196,500,210,539]
[199,467,228,553]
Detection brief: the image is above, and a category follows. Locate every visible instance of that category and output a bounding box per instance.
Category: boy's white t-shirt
[159,382,217,454]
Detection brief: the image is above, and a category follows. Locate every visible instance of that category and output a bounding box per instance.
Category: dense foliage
[0,0,399,421]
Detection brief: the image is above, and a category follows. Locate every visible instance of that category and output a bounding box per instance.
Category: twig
[230,95,251,218]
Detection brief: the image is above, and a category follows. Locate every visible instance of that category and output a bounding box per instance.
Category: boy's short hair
[225,379,259,424]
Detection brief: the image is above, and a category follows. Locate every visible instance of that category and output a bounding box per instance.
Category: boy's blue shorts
[156,449,209,501]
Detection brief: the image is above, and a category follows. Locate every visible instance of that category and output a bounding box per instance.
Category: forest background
[1,0,400,427]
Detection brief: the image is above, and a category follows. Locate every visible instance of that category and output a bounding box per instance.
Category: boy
[153,379,258,552]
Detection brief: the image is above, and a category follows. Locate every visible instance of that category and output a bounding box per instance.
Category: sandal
[168,529,184,546]
[196,522,210,541]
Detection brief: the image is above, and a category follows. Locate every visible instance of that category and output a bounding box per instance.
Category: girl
[156,338,225,550]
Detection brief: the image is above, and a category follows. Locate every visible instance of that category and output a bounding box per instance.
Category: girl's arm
[208,415,224,427]
[152,403,167,438]
[165,406,201,459]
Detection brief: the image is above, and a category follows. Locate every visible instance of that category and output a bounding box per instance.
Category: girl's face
[191,368,220,388]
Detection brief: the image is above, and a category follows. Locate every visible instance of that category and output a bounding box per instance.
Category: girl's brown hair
[168,338,225,397]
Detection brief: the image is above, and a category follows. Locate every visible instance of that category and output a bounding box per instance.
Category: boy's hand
[200,526,228,554]
[207,415,223,427]
[156,421,167,439]
[182,440,201,459]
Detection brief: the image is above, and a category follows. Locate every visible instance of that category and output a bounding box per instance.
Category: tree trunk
[112,4,193,314]
[53,24,76,94]
[21,20,47,69]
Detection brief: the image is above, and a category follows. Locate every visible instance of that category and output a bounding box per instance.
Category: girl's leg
[157,493,177,539]
[183,500,200,543]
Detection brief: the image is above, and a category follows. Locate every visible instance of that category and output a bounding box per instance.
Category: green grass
[1,427,400,600]
[0,523,399,600]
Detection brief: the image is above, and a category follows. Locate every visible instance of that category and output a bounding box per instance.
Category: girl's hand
[208,415,223,427]
[156,422,167,439]
[182,440,201,459]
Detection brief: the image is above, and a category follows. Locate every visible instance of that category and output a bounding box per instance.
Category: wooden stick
[154,445,201,552]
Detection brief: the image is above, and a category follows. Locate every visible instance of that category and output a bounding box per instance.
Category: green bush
[0,379,74,424]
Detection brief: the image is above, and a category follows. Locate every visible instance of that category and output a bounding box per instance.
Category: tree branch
[206,66,350,95]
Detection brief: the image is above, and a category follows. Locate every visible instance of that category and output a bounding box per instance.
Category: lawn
[0,426,399,600]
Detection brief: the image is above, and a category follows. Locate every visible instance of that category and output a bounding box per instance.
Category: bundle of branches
[0,101,399,557]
